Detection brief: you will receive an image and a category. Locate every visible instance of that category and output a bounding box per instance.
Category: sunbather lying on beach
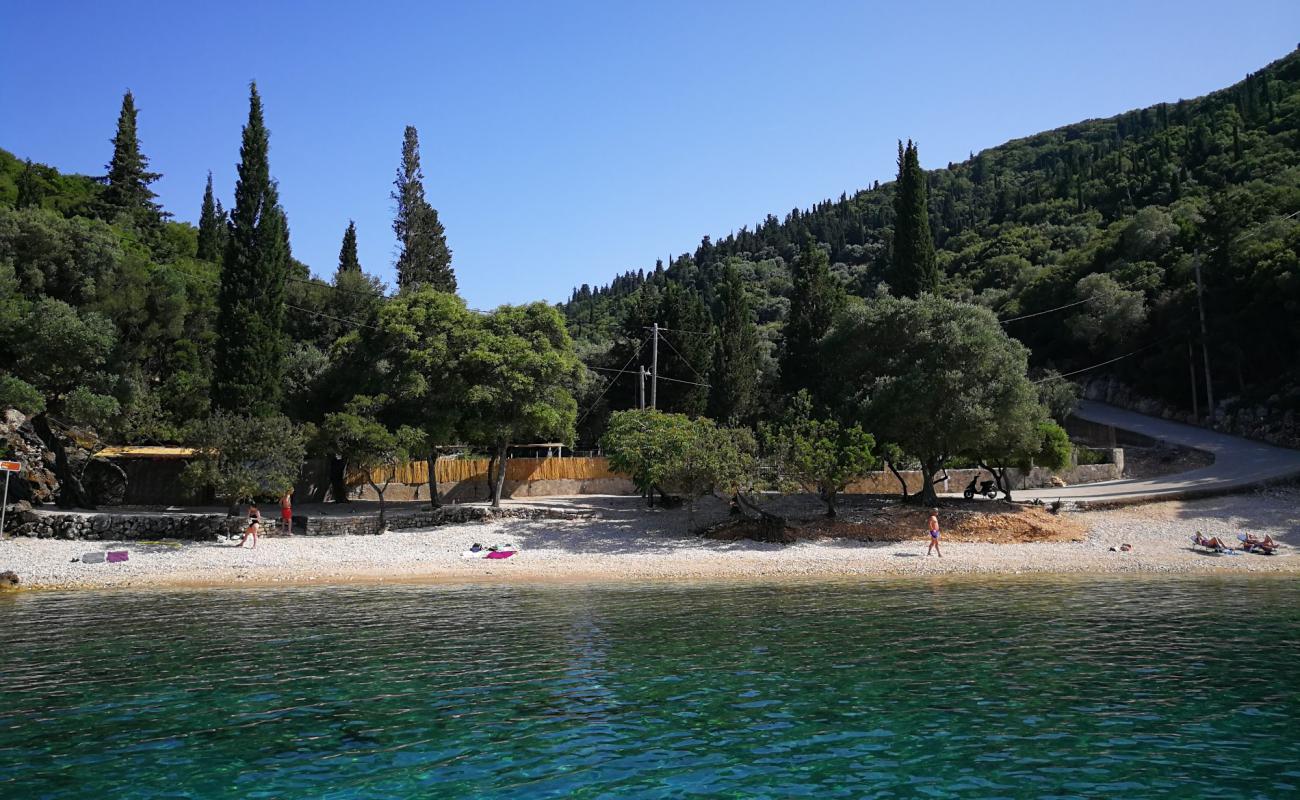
[1238,533,1279,554]
[1192,532,1234,552]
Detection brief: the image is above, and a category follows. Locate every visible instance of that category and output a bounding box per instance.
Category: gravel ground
[2,489,1297,590]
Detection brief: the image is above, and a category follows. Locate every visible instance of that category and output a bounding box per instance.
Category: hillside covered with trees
[2,48,1298,512]
[563,47,1300,442]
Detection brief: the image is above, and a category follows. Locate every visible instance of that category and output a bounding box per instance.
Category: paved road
[1011,400,1300,505]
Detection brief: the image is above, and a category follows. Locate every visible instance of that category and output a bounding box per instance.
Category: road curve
[1016,400,1300,506]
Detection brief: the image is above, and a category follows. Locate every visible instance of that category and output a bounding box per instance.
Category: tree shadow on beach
[1169,487,1300,545]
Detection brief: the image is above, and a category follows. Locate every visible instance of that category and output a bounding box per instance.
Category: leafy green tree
[460,303,581,507]
[363,288,477,507]
[16,159,44,209]
[196,171,225,262]
[211,83,290,417]
[780,238,844,398]
[0,375,45,415]
[600,409,698,504]
[888,139,938,297]
[762,390,876,517]
[100,91,163,226]
[183,412,306,505]
[1067,273,1148,349]
[708,262,761,423]
[822,295,1042,506]
[319,395,425,528]
[392,126,455,292]
[973,419,1071,501]
[337,220,362,274]
[0,206,122,305]
[1035,372,1080,423]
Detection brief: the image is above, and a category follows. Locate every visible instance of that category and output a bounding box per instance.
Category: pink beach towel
[485,550,516,559]
[106,551,129,563]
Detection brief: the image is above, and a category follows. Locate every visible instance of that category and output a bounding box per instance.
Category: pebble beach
[2,489,1297,591]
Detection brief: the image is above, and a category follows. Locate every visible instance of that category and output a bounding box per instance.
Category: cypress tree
[196,171,223,261]
[337,220,362,275]
[781,238,844,398]
[708,262,761,423]
[888,139,938,297]
[101,90,163,223]
[16,159,43,209]
[392,126,455,292]
[211,83,290,416]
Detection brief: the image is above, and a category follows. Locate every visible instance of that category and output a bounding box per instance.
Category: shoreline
[2,490,1296,593]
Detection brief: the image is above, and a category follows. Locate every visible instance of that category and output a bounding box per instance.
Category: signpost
[0,460,19,539]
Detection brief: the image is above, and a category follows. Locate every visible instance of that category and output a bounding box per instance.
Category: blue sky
[2,1,1298,308]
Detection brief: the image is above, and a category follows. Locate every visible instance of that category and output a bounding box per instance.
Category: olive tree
[319,395,426,528]
[762,390,876,517]
[822,295,1045,506]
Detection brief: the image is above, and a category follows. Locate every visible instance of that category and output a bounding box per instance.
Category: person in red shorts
[280,491,294,535]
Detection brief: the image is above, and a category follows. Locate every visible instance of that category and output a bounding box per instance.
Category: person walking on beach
[236,502,261,549]
[927,508,942,557]
[279,491,293,535]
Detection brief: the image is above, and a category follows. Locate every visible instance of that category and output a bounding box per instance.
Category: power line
[587,365,710,388]
[656,331,710,385]
[577,336,649,426]
[999,277,1148,324]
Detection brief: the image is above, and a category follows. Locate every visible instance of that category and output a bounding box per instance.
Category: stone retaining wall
[3,505,588,541]
[3,510,247,541]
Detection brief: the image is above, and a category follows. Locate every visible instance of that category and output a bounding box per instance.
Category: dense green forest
[563,47,1300,440]
[1,48,1298,509]
[0,86,576,508]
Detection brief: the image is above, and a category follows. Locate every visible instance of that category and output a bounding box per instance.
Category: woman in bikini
[236,503,261,549]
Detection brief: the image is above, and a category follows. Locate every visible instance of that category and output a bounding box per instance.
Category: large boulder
[0,409,59,504]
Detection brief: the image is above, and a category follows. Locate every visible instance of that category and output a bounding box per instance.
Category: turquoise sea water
[2,578,1299,798]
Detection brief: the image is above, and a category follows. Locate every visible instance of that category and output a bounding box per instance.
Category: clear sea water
[2,577,1298,799]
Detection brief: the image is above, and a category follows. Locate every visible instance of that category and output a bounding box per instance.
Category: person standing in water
[927,508,942,557]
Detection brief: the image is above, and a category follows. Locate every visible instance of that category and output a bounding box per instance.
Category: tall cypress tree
[211,83,290,416]
[708,262,761,423]
[781,238,844,398]
[101,90,163,223]
[196,171,224,262]
[888,139,939,297]
[16,159,43,209]
[337,220,362,275]
[392,126,455,292]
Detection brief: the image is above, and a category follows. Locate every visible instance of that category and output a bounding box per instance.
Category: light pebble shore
[2,490,1298,591]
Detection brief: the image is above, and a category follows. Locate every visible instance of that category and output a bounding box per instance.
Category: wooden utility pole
[650,322,659,409]
[1193,253,1215,420]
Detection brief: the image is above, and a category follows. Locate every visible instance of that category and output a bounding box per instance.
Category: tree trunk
[819,485,837,518]
[886,459,910,499]
[485,454,497,502]
[323,452,345,504]
[426,449,441,510]
[367,478,389,530]
[31,413,92,509]
[734,492,792,543]
[491,443,509,509]
[977,461,1014,501]
[918,459,940,506]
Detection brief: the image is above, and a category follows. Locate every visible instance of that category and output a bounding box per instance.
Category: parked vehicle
[964,476,998,500]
